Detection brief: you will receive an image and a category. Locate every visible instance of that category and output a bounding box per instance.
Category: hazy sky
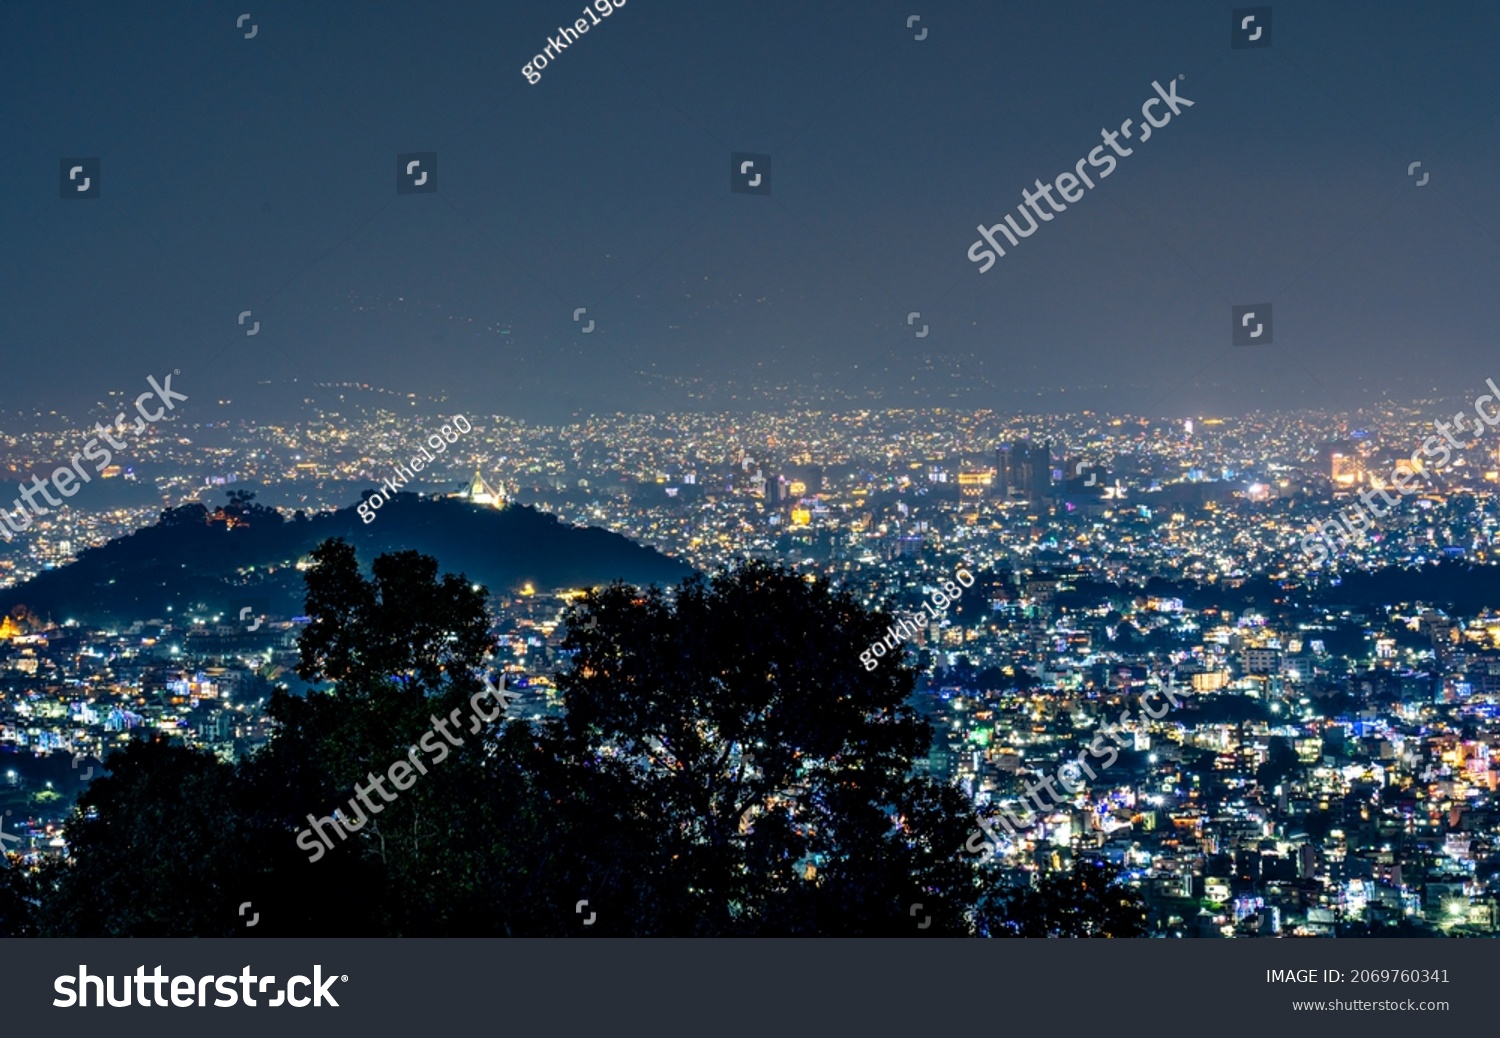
[3,0,1497,423]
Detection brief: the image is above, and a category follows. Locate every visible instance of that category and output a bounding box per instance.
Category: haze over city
[3,0,1498,424]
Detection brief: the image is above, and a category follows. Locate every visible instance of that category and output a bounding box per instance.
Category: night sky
[3,0,1497,424]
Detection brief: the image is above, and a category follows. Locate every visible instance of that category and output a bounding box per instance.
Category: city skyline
[5,397,1500,937]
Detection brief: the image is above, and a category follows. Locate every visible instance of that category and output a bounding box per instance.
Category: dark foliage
[978,858,1147,937]
[28,541,1141,937]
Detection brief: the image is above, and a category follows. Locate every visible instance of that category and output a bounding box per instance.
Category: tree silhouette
[39,739,252,936]
[0,857,43,937]
[35,541,1149,936]
[38,539,501,936]
[254,538,509,935]
[978,858,1147,937]
[541,563,979,935]
[158,502,208,527]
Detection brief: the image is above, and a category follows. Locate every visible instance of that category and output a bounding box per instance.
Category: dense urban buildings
[3,394,1500,936]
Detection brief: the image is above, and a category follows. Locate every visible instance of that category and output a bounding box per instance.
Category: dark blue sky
[3,0,1497,423]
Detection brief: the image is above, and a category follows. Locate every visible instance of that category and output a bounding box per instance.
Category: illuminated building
[453,469,507,509]
[957,469,993,499]
[1328,447,1363,492]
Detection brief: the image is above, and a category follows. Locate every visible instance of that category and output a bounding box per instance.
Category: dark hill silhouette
[0,493,692,625]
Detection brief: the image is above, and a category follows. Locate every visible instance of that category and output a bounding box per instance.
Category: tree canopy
[14,540,1144,938]
[978,858,1147,937]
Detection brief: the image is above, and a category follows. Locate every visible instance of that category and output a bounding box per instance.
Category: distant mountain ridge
[0,494,693,626]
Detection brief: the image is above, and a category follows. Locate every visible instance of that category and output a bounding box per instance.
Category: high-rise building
[997,441,1052,505]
